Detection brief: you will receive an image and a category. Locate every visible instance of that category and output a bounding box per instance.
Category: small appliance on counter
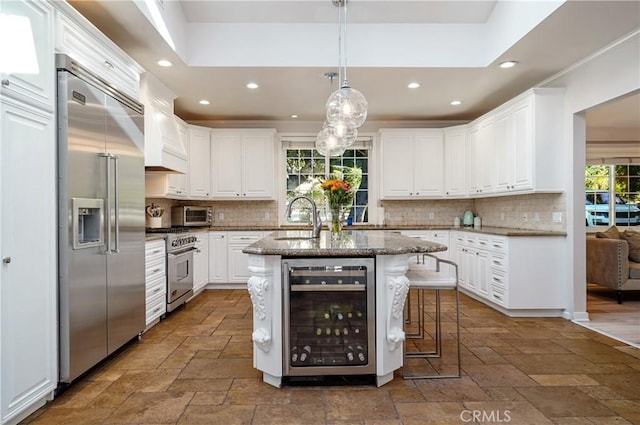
[453,216,461,227]
[463,210,475,227]
[171,206,213,227]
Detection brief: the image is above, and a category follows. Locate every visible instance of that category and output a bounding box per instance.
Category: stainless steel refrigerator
[56,54,145,383]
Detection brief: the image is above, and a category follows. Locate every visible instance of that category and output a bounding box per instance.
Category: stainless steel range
[164,231,196,312]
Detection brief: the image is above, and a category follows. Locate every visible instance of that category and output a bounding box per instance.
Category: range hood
[140,73,187,173]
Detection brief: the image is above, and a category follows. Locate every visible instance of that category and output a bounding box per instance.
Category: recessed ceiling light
[199,100,210,105]
[157,59,172,67]
[450,100,462,106]
[290,114,299,118]
[407,82,421,89]
[246,82,259,89]
[499,61,518,69]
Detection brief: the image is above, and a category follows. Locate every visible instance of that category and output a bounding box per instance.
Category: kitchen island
[242,230,446,388]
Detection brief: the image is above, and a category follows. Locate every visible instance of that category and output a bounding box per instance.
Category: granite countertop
[242,230,448,257]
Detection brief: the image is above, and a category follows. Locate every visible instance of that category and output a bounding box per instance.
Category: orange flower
[322,178,353,209]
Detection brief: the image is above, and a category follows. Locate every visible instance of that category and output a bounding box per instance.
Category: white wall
[542,30,640,320]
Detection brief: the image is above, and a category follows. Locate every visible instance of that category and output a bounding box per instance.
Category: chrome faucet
[285,195,322,238]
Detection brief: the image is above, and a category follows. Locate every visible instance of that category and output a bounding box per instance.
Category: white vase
[148,216,162,228]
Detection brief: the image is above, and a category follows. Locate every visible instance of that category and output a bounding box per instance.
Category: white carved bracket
[385,274,410,351]
[248,275,272,352]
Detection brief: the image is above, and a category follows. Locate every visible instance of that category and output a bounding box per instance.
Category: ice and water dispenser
[72,198,104,249]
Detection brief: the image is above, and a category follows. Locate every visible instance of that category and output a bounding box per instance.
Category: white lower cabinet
[193,232,209,294]
[228,232,264,283]
[1,98,57,424]
[208,232,228,284]
[145,239,166,328]
[208,231,265,285]
[451,231,565,315]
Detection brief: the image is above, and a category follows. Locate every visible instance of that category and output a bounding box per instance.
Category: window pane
[285,147,369,224]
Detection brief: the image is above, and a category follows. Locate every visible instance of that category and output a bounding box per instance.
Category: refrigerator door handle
[100,153,112,254]
[113,155,120,253]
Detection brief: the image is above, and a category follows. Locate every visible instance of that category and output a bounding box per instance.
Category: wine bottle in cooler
[345,345,355,363]
[356,345,367,363]
[300,345,311,363]
[291,345,300,364]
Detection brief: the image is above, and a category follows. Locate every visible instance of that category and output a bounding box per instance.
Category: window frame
[584,163,640,228]
[277,134,379,227]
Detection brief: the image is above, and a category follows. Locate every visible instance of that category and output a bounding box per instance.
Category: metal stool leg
[403,255,461,379]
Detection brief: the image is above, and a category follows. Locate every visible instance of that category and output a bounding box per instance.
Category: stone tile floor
[23,290,640,425]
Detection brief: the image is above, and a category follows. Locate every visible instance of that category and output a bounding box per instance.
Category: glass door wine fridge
[283,258,375,376]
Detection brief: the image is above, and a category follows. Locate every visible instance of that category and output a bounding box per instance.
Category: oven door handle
[168,247,197,257]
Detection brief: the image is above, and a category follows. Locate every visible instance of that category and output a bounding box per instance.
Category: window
[285,147,369,224]
[585,164,640,227]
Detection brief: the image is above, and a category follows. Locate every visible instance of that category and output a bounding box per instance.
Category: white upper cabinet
[443,126,466,198]
[380,129,444,199]
[210,129,276,199]
[0,0,54,111]
[54,3,142,100]
[465,88,564,197]
[188,126,212,199]
[466,118,494,196]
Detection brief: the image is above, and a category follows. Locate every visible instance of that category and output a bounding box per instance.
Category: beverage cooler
[283,258,375,376]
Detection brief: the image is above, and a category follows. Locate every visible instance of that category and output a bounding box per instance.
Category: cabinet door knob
[3,257,11,264]
[1,79,9,87]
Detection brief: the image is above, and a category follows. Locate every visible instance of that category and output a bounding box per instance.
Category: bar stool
[403,253,461,379]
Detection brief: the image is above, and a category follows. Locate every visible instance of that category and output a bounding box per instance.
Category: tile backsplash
[145,198,279,228]
[146,193,566,232]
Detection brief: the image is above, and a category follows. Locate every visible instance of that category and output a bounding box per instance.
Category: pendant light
[316,72,357,157]
[326,0,367,129]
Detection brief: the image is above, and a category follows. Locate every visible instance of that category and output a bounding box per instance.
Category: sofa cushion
[621,230,640,263]
[596,226,620,239]
[629,261,640,280]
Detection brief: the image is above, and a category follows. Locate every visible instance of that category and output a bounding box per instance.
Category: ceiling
[70,0,640,134]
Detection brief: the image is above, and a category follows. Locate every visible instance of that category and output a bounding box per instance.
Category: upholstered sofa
[586,234,640,303]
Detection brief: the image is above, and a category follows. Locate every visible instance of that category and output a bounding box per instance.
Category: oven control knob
[172,240,178,247]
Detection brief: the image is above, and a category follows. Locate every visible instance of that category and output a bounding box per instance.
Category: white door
[381,132,414,198]
[208,232,227,283]
[193,232,209,292]
[211,132,242,198]
[242,132,275,198]
[189,127,211,198]
[1,101,57,423]
[413,131,444,197]
[444,127,466,197]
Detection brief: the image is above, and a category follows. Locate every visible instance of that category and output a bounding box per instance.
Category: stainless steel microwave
[171,206,212,227]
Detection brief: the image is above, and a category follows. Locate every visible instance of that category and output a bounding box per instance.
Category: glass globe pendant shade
[328,121,358,146]
[316,125,349,157]
[326,85,368,129]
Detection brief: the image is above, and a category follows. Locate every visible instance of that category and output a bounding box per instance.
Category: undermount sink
[272,231,316,241]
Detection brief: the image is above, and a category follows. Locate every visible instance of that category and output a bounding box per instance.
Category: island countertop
[242,230,447,256]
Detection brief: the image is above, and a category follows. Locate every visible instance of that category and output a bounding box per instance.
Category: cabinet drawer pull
[153,287,162,293]
[152,307,161,314]
[152,268,161,273]
[2,256,11,264]
[152,249,162,254]
[1,79,9,86]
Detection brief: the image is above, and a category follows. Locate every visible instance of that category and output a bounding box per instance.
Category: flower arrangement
[321,178,353,209]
